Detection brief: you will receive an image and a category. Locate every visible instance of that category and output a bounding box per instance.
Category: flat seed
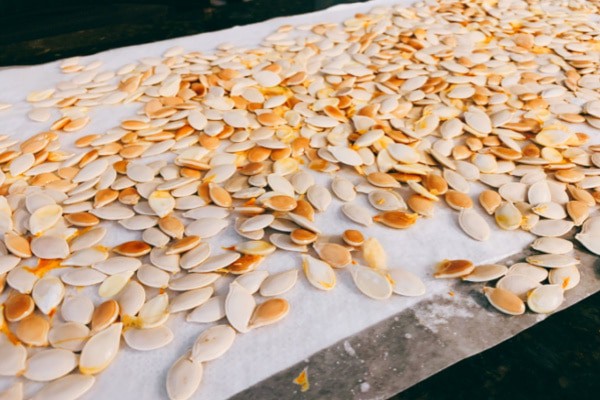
[61,295,94,324]
[94,257,141,275]
[70,227,106,252]
[479,190,502,214]
[527,284,564,314]
[575,232,600,256]
[434,259,474,279]
[483,287,525,315]
[331,176,356,202]
[90,205,135,220]
[31,236,69,259]
[496,274,541,300]
[445,190,473,210]
[148,191,175,218]
[263,195,297,212]
[208,183,232,208]
[548,265,580,291]
[289,229,317,245]
[186,295,226,323]
[190,324,236,362]
[341,203,372,226]
[16,314,49,346]
[29,204,62,235]
[342,229,364,247]
[566,200,589,226]
[373,211,418,229]
[462,264,508,282]
[113,241,151,257]
[24,349,77,382]
[270,233,307,252]
[352,266,392,300]
[507,263,548,282]
[98,271,133,298]
[4,292,34,322]
[169,272,218,291]
[48,322,90,352]
[531,237,573,255]
[180,243,211,269]
[407,194,435,217]
[30,374,95,400]
[166,354,203,400]
[0,340,26,376]
[62,268,107,287]
[494,202,522,230]
[366,172,400,188]
[529,219,574,237]
[459,208,490,241]
[368,190,405,211]
[170,287,214,313]
[91,300,119,332]
[117,281,145,317]
[138,294,169,328]
[225,282,255,333]
[526,254,579,269]
[302,254,336,291]
[32,275,65,315]
[260,269,298,297]
[388,268,426,297]
[313,242,351,268]
[123,325,174,351]
[306,185,331,212]
[250,298,290,329]
[239,214,274,232]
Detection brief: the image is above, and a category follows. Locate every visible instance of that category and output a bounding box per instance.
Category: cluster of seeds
[1,0,600,398]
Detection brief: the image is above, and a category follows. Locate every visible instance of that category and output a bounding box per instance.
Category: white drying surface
[0,0,596,399]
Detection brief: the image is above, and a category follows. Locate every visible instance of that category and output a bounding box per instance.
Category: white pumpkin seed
[259,269,298,297]
[79,323,122,374]
[190,324,236,363]
[458,209,490,241]
[388,268,426,297]
[352,265,392,300]
[225,282,255,333]
[527,284,564,314]
[123,325,174,351]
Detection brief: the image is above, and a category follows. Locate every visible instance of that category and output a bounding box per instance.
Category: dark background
[1,1,599,399]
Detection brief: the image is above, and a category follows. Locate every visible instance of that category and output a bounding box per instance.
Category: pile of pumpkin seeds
[1,0,600,398]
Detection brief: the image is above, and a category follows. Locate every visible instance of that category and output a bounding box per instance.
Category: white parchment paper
[0,0,598,399]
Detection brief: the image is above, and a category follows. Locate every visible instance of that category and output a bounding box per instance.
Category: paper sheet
[0,0,598,399]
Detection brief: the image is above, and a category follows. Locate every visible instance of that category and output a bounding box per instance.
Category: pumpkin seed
[186,295,226,324]
[352,265,392,300]
[388,268,426,297]
[225,282,255,333]
[123,325,174,351]
[331,176,356,202]
[166,353,203,400]
[462,264,508,282]
[434,259,474,279]
[458,209,490,241]
[260,269,298,297]
[301,254,336,291]
[25,349,77,382]
[190,324,236,362]
[30,374,95,400]
[0,339,27,376]
[527,284,564,314]
[483,287,525,315]
[250,298,290,328]
[496,274,541,300]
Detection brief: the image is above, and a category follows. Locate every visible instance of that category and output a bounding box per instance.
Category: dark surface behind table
[1,1,599,399]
